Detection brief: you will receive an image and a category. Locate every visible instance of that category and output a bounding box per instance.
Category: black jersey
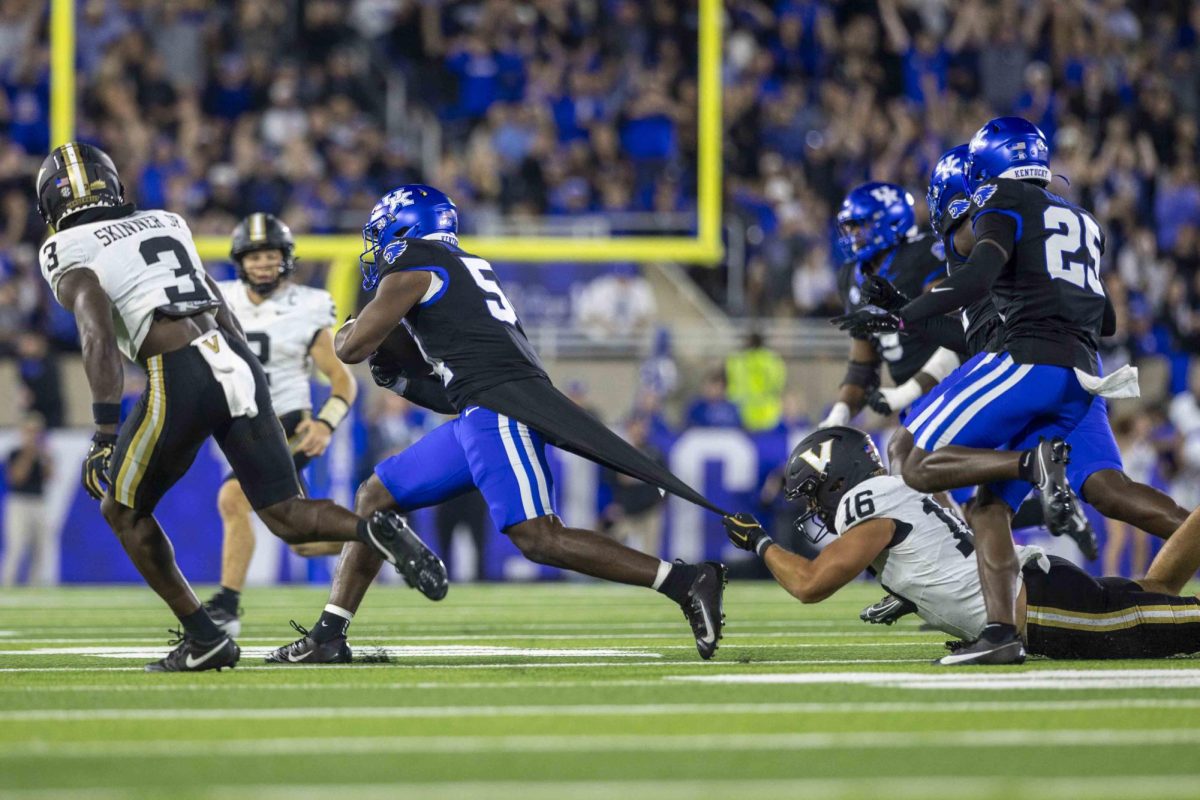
[940,202,1002,357]
[967,179,1107,374]
[378,237,547,408]
[837,233,946,384]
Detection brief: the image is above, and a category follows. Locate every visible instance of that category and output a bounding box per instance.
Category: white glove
[818,401,852,429]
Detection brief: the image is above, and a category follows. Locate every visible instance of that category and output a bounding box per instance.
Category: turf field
[2,580,1199,800]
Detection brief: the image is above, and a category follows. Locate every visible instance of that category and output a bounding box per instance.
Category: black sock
[981,622,1017,643]
[1017,449,1038,483]
[657,562,700,605]
[179,608,223,642]
[210,586,240,614]
[310,609,351,643]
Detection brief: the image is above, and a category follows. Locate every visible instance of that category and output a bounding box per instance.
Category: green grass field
[2,580,1199,799]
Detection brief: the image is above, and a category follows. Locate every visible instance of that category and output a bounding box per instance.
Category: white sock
[324,603,354,621]
[651,560,673,591]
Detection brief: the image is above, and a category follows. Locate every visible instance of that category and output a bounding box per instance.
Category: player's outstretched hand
[832,308,902,337]
[861,274,909,312]
[82,431,116,500]
[294,417,333,457]
[723,513,774,557]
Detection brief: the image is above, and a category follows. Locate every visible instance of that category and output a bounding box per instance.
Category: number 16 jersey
[378,235,547,410]
[39,209,218,363]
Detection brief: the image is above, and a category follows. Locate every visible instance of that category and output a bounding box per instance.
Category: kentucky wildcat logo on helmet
[964,116,1051,192]
[926,144,969,235]
[35,142,126,230]
[785,426,883,542]
[836,182,917,262]
[360,184,458,290]
[230,212,296,297]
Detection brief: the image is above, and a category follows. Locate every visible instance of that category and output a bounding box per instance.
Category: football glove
[723,512,774,557]
[369,359,402,390]
[866,389,895,416]
[82,431,117,500]
[861,274,910,312]
[832,307,902,337]
[860,594,918,625]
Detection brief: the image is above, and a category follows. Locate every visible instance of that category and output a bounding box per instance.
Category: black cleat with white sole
[860,593,918,625]
[264,620,352,665]
[202,601,242,639]
[145,630,240,672]
[1032,438,1098,560]
[937,631,1026,666]
[361,510,449,600]
[681,561,727,660]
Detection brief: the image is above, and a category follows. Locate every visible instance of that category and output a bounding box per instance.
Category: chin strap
[315,395,351,432]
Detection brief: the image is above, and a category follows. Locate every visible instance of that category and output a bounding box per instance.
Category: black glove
[368,351,404,391]
[723,513,774,557]
[860,594,918,625]
[866,389,894,416]
[832,308,902,337]
[82,431,117,500]
[861,274,910,312]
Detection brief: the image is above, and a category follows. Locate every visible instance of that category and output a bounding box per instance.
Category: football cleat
[936,631,1026,666]
[361,511,449,601]
[1033,439,1098,560]
[201,600,242,639]
[680,561,727,660]
[264,620,353,665]
[860,594,918,625]
[145,629,240,673]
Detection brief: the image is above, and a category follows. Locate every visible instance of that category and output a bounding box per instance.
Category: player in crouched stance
[725,427,1200,661]
[35,143,446,671]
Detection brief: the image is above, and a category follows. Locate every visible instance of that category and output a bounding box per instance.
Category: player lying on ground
[35,144,446,672]
[821,181,960,431]
[202,213,359,637]
[266,184,730,664]
[835,116,1123,664]
[725,426,1200,661]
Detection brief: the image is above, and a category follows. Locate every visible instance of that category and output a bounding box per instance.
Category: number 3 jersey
[834,475,1043,641]
[968,179,1107,375]
[837,233,948,385]
[216,281,337,416]
[377,236,548,409]
[38,210,218,363]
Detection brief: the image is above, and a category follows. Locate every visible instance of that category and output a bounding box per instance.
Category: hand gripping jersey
[940,202,1002,357]
[377,236,548,409]
[837,233,949,384]
[834,474,1042,640]
[38,210,218,362]
[968,179,1107,374]
[217,281,337,416]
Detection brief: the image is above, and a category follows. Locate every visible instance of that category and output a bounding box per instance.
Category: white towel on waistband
[191,330,259,418]
[1074,364,1140,399]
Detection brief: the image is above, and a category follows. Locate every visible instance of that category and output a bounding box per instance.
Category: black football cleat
[264,620,353,665]
[860,594,918,625]
[202,600,242,639]
[936,632,1026,666]
[1033,438,1098,560]
[145,629,240,673]
[361,511,449,601]
[680,561,727,660]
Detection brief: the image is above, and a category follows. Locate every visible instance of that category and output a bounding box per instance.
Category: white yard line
[3,728,1199,759]
[0,630,937,644]
[671,668,1200,691]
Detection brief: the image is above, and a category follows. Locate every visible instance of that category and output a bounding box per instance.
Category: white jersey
[834,475,1043,640]
[38,210,217,362]
[216,280,337,416]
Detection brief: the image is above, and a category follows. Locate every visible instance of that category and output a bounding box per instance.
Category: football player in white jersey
[724,426,1200,662]
[202,213,358,637]
[35,142,447,672]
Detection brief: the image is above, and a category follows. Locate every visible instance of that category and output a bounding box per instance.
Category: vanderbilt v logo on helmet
[785,426,883,542]
[36,142,126,229]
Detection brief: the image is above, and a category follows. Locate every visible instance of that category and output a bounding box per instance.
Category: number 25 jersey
[968,179,1107,374]
[378,236,548,410]
[39,209,218,363]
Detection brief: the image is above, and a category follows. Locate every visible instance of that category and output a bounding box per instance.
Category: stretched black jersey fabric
[938,206,1002,357]
[967,179,1108,374]
[379,237,727,516]
[837,233,947,384]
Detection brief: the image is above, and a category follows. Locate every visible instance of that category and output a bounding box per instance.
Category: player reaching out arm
[202,214,360,637]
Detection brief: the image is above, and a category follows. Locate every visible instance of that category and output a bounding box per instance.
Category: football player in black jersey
[267,184,730,664]
[822,182,961,431]
[836,117,1135,664]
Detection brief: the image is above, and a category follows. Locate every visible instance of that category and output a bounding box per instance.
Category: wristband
[315,395,350,431]
[92,403,121,426]
[755,536,776,558]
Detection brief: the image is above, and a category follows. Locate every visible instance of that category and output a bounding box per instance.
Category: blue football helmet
[360,184,458,290]
[927,144,969,233]
[964,116,1051,192]
[836,182,916,262]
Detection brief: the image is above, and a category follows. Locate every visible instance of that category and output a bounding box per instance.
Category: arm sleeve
[898,212,1016,324]
[1102,294,1116,337]
[398,373,458,415]
[911,314,968,351]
